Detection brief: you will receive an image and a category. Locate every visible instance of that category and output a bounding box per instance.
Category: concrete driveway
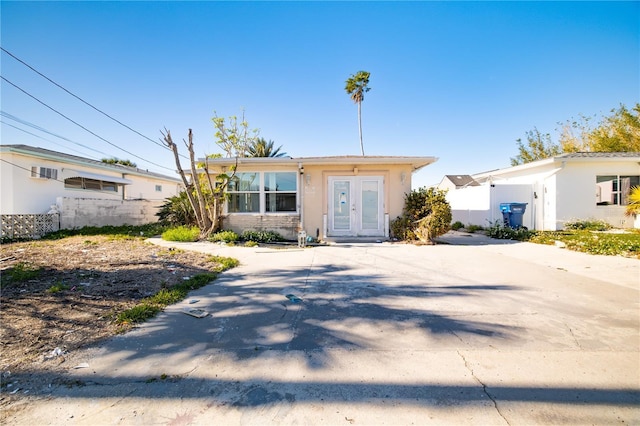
[5,234,639,425]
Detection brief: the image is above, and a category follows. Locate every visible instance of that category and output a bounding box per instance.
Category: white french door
[328,176,384,237]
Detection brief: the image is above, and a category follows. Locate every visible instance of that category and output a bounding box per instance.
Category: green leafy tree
[587,104,640,152]
[390,187,452,243]
[510,127,562,166]
[345,71,371,156]
[513,103,640,166]
[247,137,287,157]
[101,157,137,167]
[212,110,260,158]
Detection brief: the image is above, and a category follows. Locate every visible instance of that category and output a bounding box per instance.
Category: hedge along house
[203,156,437,241]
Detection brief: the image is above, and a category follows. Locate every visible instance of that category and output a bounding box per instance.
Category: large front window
[265,172,297,212]
[227,171,298,213]
[228,173,260,212]
[596,175,640,205]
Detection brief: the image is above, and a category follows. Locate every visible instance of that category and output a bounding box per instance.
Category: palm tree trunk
[358,101,365,156]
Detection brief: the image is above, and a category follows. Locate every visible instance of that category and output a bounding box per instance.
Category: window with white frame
[264,172,297,212]
[596,175,640,205]
[30,166,58,180]
[155,185,162,192]
[227,171,298,213]
[227,172,261,212]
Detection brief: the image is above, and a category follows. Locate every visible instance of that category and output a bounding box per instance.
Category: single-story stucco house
[203,155,437,241]
[1,144,183,233]
[444,152,640,230]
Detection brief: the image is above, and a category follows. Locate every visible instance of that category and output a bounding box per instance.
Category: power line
[1,119,115,160]
[0,158,66,184]
[1,76,174,171]
[1,46,171,153]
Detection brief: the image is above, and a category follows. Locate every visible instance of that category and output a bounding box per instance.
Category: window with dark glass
[225,171,298,214]
[64,177,119,192]
[227,173,260,212]
[264,172,297,212]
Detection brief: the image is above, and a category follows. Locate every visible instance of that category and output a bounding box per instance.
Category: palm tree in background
[247,137,287,157]
[345,70,371,156]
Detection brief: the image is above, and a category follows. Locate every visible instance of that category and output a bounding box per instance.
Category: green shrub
[161,226,200,242]
[209,230,239,243]
[241,230,284,243]
[451,221,464,231]
[391,187,452,242]
[529,230,640,257]
[564,219,611,231]
[244,241,258,247]
[156,191,197,226]
[43,223,168,240]
[486,221,534,241]
[208,255,240,271]
[117,304,162,325]
[466,224,484,233]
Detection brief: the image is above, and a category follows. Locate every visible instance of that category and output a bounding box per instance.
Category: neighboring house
[444,152,640,230]
[437,174,479,191]
[1,144,182,230]
[203,155,437,240]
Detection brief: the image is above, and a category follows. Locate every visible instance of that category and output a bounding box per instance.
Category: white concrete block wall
[57,197,163,229]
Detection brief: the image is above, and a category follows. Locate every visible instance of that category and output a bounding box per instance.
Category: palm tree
[247,137,287,157]
[625,186,640,217]
[345,70,371,156]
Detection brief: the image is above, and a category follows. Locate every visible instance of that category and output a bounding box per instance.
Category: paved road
[4,234,639,425]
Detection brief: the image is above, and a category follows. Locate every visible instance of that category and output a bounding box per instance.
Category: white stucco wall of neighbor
[457,155,640,230]
[557,162,639,229]
[447,184,534,229]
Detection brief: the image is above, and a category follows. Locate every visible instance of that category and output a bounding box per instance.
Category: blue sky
[1,1,638,188]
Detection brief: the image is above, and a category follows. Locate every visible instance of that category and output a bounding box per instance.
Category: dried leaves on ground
[0,235,224,376]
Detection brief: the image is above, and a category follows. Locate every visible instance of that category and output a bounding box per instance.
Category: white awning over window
[67,171,133,185]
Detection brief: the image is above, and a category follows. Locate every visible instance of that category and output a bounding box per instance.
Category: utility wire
[1,75,174,172]
[1,119,116,160]
[1,158,67,184]
[1,46,173,153]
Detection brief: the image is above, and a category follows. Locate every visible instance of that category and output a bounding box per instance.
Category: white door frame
[327,176,384,237]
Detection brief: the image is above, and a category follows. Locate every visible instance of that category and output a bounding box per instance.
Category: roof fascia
[3,145,181,183]
[204,156,438,172]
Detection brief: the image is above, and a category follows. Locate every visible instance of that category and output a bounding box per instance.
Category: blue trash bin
[499,203,527,228]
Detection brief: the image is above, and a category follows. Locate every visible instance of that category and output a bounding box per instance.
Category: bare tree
[162,129,235,239]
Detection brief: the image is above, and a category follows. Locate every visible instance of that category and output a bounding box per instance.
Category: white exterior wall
[1,151,181,215]
[472,158,640,230]
[447,184,534,229]
[555,162,640,229]
[124,176,182,201]
[446,185,491,226]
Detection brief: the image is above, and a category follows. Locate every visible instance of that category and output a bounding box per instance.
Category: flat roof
[204,155,438,172]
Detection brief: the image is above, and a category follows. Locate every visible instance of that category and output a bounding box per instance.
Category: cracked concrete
[3,234,639,425]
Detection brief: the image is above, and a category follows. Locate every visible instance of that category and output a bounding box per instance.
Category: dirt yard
[0,235,226,383]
